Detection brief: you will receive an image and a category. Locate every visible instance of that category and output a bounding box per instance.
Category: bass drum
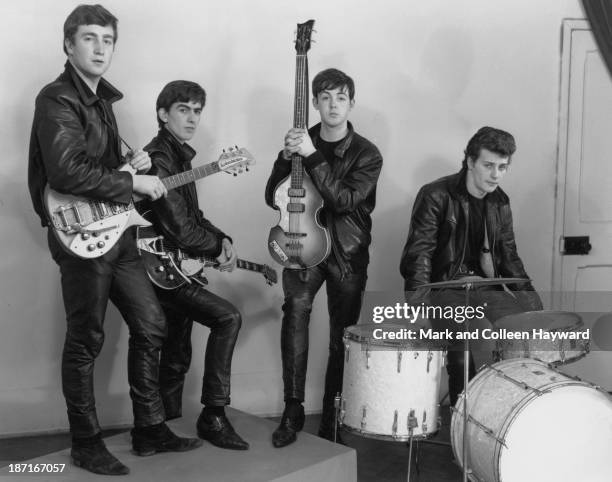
[451,359,612,482]
[340,322,444,440]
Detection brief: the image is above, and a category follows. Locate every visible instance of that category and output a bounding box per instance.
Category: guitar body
[268,173,331,269]
[44,184,150,259]
[139,249,188,290]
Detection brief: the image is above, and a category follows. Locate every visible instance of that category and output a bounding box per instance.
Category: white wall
[0,0,585,436]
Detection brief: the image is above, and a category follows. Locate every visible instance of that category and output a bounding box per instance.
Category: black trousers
[155,283,241,419]
[48,228,166,438]
[429,287,525,406]
[281,257,367,431]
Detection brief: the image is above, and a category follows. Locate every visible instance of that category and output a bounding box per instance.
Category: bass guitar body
[268,173,330,269]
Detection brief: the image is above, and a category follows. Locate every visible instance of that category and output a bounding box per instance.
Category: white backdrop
[0,0,584,435]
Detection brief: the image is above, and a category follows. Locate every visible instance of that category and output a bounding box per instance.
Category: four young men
[28,2,540,475]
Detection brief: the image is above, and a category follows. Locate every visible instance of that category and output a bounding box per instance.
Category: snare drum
[495,310,590,365]
[340,323,444,440]
[451,359,612,482]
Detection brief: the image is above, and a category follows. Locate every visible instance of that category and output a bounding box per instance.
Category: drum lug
[361,406,367,431]
[397,351,402,373]
[344,342,350,363]
[427,351,433,373]
[365,346,371,369]
[340,398,346,425]
[407,409,418,434]
[413,351,419,359]
[437,413,442,431]
[422,410,428,433]
[392,410,398,438]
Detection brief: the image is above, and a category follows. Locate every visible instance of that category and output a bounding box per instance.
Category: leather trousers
[48,227,166,438]
[155,283,241,418]
[429,287,525,406]
[280,258,367,431]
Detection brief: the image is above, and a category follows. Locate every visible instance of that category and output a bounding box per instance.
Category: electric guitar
[136,228,278,290]
[267,20,331,269]
[44,147,254,259]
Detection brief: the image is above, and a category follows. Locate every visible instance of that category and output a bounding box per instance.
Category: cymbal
[418,276,529,290]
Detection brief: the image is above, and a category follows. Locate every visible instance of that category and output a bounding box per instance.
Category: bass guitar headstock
[295,20,315,54]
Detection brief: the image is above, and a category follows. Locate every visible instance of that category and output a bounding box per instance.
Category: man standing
[265,68,383,447]
[28,5,200,475]
[400,126,542,406]
[142,80,248,450]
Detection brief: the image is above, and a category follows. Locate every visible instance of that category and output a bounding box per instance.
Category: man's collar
[449,168,507,204]
[159,126,196,164]
[64,61,123,106]
[309,121,355,157]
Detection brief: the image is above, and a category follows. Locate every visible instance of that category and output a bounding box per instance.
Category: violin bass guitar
[267,19,331,269]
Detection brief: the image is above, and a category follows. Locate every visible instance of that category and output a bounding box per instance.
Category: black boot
[272,401,305,448]
[131,422,203,456]
[196,407,249,450]
[71,434,129,475]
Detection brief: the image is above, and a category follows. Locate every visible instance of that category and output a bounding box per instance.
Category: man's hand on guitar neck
[216,238,237,272]
[282,128,316,160]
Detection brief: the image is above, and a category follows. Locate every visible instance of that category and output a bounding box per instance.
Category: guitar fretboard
[291,52,309,190]
[162,162,221,190]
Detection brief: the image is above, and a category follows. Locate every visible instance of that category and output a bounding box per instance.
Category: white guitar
[44,147,254,259]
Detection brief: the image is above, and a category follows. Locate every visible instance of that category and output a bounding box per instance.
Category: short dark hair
[63,4,118,55]
[156,80,207,128]
[462,126,516,168]
[312,68,355,101]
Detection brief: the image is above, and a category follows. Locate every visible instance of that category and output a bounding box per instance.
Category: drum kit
[336,277,612,482]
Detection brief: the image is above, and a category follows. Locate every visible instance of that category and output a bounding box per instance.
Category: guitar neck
[291,51,309,188]
[161,161,221,191]
[201,257,265,274]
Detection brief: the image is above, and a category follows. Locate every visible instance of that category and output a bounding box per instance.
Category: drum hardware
[406,410,418,482]
[487,364,544,395]
[360,406,367,430]
[333,393,342,443]
[419,276,530,482]
[365,346,371,369]
[392,411,399,437]
[344,341,350,363]
[427,352,433,372]
[397,351,402,373]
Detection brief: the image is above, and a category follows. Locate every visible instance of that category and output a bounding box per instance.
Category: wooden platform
[0,408,356,482]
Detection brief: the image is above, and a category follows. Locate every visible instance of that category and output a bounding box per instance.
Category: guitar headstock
[262,264,278,286]
[295,20,315,55]
[218,146,255,176]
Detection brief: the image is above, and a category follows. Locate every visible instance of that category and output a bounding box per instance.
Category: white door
[553,20,612,389]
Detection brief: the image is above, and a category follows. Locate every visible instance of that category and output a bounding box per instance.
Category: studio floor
[0,410,460,482]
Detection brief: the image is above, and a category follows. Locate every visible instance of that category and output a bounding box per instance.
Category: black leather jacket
[142,128,228,258]
[400,169,542,309]
[28,62,133,227]
[265,122,382,273]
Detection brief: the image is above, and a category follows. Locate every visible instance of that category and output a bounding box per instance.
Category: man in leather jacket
[400,126,542,406]
[265,68,383,447]
[27,5,201,475]
[141,80,248,450]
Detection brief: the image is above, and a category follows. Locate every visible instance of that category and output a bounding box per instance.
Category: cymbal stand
[461,281,473,482]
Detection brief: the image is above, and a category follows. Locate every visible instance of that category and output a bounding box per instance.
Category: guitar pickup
[287,203,305,213]
[287,188,306,197]
[284,232,307,238]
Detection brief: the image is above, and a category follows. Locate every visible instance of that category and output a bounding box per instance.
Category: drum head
[495,310,583,332]
[344,322,444,349]
[500,384,612,482]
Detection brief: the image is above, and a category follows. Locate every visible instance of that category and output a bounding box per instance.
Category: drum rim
[343,323,446,350]
[495,310,583,332]
[340,423,439,442]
